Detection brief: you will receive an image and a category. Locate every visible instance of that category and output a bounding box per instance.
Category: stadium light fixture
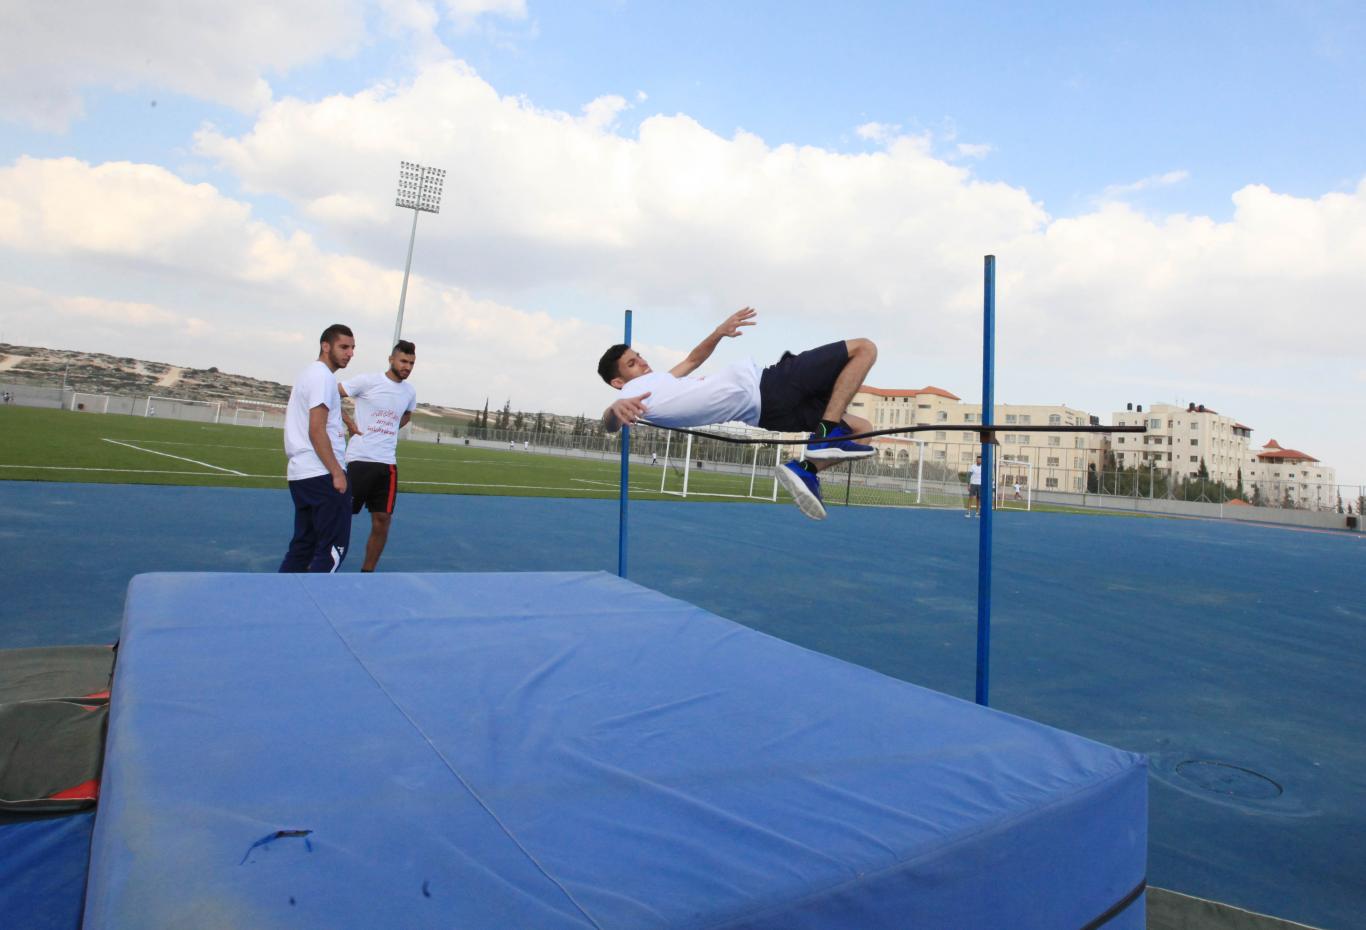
[392,161,446,347]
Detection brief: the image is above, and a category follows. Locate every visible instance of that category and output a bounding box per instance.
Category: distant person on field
[339,341,417,573]
[598,307,877,520]
[279,324,355,572]
[966,455,982,518]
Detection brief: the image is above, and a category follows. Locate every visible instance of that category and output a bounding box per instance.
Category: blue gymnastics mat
[84,571,1147,929]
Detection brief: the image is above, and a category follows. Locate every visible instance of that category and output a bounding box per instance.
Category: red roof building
[1254,439,1319,464]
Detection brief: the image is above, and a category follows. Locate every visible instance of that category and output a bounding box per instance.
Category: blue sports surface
[1,481,1363,928]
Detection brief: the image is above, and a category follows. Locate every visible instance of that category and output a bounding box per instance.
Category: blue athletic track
[1,481,1362,929]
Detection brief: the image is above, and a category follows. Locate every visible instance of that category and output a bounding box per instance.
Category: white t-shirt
[343,372,417,466]
[623,360,762,428]
[969,463,983,486]
[285,361,345,481]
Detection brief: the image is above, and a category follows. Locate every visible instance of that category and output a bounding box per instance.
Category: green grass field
[0,406,779,504]
[0,406,1146,518]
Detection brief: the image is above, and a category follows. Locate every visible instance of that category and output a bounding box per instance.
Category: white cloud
[193,61,1045,347]
[855,121,900,143]
[955,143,992,160]
[0,1,534,131]
[0,2,368,130]
[440,0,529,34]
[1100,169,1191,201]
[0,156,621,413]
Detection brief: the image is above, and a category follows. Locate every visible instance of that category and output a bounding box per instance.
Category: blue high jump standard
[85,572,1147,929]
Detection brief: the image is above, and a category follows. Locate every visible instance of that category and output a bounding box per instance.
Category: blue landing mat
[84,571,1146,929]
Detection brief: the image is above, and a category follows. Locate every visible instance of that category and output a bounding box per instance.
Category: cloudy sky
[1,1,1364,483]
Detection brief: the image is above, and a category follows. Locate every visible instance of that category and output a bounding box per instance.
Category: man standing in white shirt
[339,340,417,572]
[279,324,355,572]
[966,455,983,518]
[598,308,878,520]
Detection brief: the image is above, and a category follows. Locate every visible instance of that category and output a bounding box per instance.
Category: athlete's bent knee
[847,338,877,359]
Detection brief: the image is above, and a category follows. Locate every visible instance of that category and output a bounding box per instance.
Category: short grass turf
[0,405,775,502]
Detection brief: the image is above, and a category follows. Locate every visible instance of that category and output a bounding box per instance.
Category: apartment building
[850,386,1106,492]
[1111,402,1252,486]
[1246,439,1338,509]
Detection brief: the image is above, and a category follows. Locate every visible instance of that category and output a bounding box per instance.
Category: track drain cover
[1175,760,1283,799]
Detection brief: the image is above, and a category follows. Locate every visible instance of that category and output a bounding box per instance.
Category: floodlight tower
[392,161,446,347]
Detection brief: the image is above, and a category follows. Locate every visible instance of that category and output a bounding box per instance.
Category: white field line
[570,478,656,491]
[112,439,279,451]
[397,456,534,466]
[398,477,614,494]
[1,465,665,497]
[101,438,247,475]
[0,464,279,478]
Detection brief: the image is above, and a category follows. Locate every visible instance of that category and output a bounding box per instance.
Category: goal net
[995,457,1033,510]
[641,426,975,511]
[231,408,266,427]
[829,440,970,510]
[145,395,221,423]
[232,398,287,429]
[70,392,110,414]
[648,424,783,501]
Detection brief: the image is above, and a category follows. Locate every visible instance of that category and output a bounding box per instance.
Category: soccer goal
[145,395,222,424]
[231,408,266,427]
[70,392,110,414]
[657,427,783,501]
[995,457,1033,511]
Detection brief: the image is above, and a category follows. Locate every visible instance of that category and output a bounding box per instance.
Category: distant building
[1111,402,1252,487]
[1246,439,1338,510]
[850,386,1106,492]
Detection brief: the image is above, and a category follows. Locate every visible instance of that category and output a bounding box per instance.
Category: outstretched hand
[610,392,651,428]
[714,306,757,338]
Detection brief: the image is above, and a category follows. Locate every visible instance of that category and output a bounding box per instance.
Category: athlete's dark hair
[393,340,416,356]
[598,344,629,385]
[320,323,354,345]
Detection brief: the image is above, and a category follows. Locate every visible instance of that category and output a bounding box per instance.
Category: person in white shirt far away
[599,307,878,521]
[279,324,355,572]
[966,455,983,518]
[339,341,417,573]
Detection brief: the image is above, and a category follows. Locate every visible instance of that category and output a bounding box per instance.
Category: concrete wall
[1034,490,1361,533]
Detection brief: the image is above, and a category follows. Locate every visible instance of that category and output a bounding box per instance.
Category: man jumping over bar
[598,308,877,520]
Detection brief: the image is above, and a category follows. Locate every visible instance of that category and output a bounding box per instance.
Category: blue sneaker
[776,461,826,520]
[804,424,875,461]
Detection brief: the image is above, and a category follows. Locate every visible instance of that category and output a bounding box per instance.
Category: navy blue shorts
[757,341,850,433]
[279,474,352,573]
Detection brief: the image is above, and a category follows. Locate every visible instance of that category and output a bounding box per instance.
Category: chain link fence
[6,381,1360,531]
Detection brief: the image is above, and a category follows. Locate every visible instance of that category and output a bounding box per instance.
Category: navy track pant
[279,474,352,573]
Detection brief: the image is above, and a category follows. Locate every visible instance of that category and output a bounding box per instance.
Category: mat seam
[296,578,604,930]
